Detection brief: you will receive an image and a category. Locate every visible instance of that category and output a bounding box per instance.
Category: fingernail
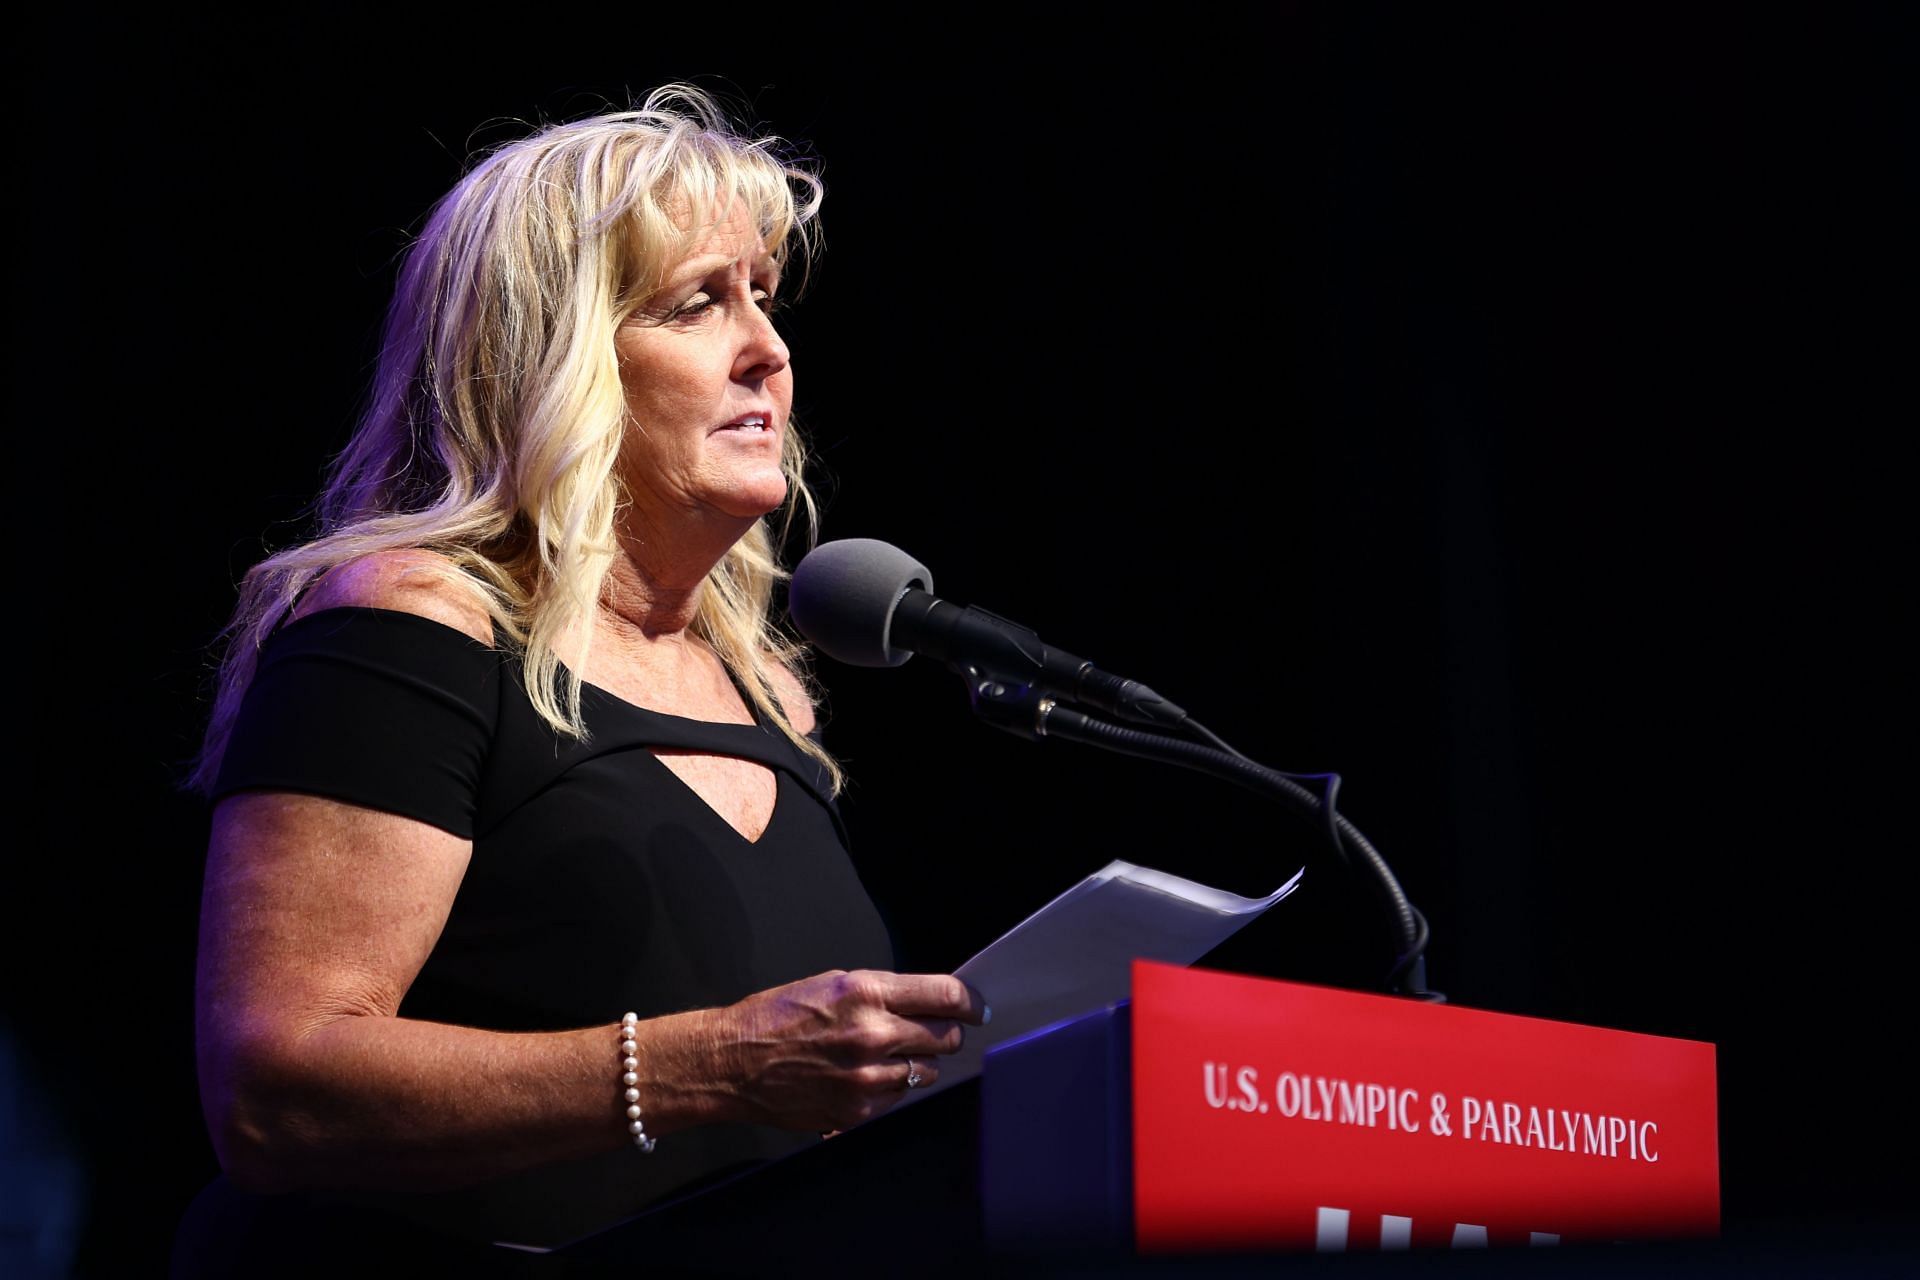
[983,1005,992,1025]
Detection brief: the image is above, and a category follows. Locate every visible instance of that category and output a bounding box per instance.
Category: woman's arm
[199,791,981,1194]
[195,789,719,1193]
[196,552,983,1195]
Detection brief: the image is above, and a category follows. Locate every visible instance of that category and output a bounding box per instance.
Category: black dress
[205,606,898,1250]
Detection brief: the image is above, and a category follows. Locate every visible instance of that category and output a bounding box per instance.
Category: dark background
[8,5,1911,1274]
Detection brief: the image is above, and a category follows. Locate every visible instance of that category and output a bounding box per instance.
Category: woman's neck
[600,551,704,639]
[591,510,750,664]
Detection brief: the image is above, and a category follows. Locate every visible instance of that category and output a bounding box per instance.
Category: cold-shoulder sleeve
[211,607,502,838]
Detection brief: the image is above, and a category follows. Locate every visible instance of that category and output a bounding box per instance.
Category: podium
[984,959,1719,1255]
[565,960,1718,1271]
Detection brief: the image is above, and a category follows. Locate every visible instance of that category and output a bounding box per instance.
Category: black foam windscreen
[788,539,936,667]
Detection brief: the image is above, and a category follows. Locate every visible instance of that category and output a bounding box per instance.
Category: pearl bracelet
[619,1012,657,1153]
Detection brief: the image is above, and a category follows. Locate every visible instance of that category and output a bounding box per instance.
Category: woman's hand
[711,970,988,1133]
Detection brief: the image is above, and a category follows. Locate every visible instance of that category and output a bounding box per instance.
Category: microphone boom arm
[962,670,1443,1002]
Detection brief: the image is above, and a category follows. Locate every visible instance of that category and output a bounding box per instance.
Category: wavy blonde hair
[191,85,838,795]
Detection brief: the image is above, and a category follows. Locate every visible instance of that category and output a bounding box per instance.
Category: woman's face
[613,203,793,535]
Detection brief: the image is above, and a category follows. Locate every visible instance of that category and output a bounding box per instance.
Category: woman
[183,87,984,1260]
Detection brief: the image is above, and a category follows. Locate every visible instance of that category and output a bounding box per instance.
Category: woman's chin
[711,475,790,522]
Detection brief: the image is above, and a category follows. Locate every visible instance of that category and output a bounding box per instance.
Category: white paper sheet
[896,860,1303,1104]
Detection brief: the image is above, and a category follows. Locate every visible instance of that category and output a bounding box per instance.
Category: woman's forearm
[205,1005,738,1193]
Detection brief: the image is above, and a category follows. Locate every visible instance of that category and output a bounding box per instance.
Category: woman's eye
[671,292,715,319]
[666,287,778,322]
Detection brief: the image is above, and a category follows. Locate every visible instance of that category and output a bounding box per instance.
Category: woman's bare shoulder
[291,549,495,645]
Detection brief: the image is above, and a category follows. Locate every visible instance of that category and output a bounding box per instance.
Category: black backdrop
[9,6,1911,1274]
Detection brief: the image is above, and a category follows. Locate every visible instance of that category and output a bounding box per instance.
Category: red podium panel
[1131,960,1718,1253]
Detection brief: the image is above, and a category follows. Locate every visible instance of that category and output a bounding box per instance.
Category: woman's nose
[733,307,790,384]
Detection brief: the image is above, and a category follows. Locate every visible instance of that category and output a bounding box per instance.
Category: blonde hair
[191,85,839,794]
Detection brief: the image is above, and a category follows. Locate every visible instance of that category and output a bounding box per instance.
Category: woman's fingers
[859,971,989,1026]
[856,1052,938,1096]
[895,1053,938,1091]
[719,970,986,1132]
[887,1016,966,1058]
[828,972,982,1061]
[867,972,986,1061]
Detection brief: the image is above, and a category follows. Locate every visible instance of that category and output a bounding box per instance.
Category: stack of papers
[902,860,1303,1102]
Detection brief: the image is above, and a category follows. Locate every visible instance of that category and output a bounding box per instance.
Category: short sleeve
[212,607,502,838]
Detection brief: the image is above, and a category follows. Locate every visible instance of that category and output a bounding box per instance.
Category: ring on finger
[902,1056,924,1090]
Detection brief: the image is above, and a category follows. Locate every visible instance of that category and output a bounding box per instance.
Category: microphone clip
[962,668,1055,742]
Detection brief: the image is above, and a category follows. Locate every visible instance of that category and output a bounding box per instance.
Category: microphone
[788,538,1187,729]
